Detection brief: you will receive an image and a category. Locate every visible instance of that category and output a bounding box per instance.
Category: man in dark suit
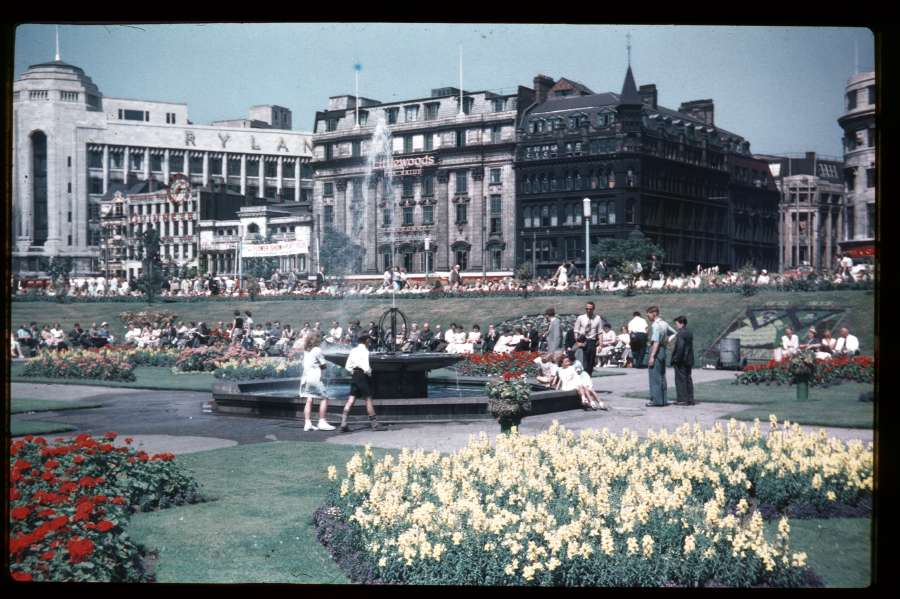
[671,315,695,405]
[525,322,541,352]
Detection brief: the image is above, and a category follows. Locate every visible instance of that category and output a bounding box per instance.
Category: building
[515,68,779,276]
[837,71,876,258]
[756,152,846,272]
[310,85,533,276]
[98,186,312,280]
[12,54,314,275]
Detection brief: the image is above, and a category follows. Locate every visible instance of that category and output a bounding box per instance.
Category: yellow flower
[627,537,639,555]
[792,551,808,568]
[642,534,654,557]
[683,534,696,555]
[327,465,337,481]
[826,490,836,501]
[522,564,536,581]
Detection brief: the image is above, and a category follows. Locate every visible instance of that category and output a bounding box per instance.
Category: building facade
[310,85,533,275]
[837,71,876,257]
[515,69,779,276]
[12,57,314,275]
[757,152,845,272]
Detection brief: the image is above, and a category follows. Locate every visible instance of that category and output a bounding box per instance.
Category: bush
[735,355,874,387]
[213,358,301,380]
[173,345,258,373]
[8,433,202,582]
[455,352,541,378]
[21,349,136,382]
[320,419,871,586]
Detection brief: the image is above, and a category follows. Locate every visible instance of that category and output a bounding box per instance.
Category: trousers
[674,365,694,403]
[582,338,598,375]
[631,333,648,368]
[648,347,668,405]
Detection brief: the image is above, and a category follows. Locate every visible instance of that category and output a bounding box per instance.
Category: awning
[845,245,875,258]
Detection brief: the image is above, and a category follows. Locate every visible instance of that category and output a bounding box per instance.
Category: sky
[14,23,875,158]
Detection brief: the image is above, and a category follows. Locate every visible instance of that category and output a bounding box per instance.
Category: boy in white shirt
[340,333,381,432]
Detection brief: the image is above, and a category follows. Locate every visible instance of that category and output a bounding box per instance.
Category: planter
[498,413,524,434]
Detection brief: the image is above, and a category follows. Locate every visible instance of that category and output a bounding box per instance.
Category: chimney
[678,99,715,126]
[533,74,554,104]
[805,151,816,160]
[639,84,657,109]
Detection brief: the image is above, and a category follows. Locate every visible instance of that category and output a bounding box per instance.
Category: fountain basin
[322,351,465,399]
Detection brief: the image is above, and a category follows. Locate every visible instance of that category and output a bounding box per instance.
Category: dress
[300,346,328,399]
[556,264,569,288]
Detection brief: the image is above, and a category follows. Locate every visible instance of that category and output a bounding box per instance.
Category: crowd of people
[11,321,116,358]
[12,253,873,302]
[774,325,861,361]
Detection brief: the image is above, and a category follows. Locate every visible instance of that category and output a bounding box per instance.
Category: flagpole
[354,63,361,128]
[458,45,465,117]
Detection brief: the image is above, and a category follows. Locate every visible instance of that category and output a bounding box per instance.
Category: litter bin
[718,338,742,370]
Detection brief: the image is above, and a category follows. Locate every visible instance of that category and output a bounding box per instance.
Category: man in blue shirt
[645,306,676,407]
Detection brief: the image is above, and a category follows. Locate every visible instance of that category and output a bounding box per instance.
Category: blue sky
[15,23,874,158]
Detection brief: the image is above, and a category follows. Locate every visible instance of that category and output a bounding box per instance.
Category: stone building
[12,54,314,275]
[515,67,779,276]
[310,85,533,276]
[756,152,846,272]
[837,71,876,258]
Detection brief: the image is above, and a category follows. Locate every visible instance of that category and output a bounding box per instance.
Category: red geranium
[96,520,115,533]
[66,537,94,564]
[10,570,32,582]
[11,506,32,520]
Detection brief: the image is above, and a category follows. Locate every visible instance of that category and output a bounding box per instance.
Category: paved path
[11,367,873,456]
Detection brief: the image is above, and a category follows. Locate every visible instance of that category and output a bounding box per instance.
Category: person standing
[482,324,499,354]
[543,308,562,353]
[300,333,336,431]
[315,266,326,291]
[554,262,569,290]
[525,321,540,352]
[627,311,650,368]
[573,301,603,376]
[449,264,462,289]
[645,306,676,407]
[340,333,381,432]
[671,316,695,406]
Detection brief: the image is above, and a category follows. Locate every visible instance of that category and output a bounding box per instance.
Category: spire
[619,65,641,106]
[55,25,60,62]
[627,32,632,67]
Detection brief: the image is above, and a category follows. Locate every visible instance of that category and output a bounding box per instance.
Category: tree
[133,228,165,303]
[38,256,74,301]
[319,228,365,277]
[590,235,666,294]
[243,257,279,280]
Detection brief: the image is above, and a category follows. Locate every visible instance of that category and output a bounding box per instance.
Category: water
[257,382,484,400]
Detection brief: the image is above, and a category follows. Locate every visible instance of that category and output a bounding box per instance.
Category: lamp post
[583,198,592,287]
[424,235,430,280]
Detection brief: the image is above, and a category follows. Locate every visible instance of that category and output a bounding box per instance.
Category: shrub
[456,352,541,378]
[21,349,136,382]
[8,433,202,582]
[735,355,874,387]
[118,309,178,330]
[320,419,871,586]
[173,345,257,373]
[213,358,301,380]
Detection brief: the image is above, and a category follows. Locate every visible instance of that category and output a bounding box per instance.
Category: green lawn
[11,289,874,363]
[625,380,874,428]
[767,517,872,588]
[11,398,103,413]
[11,418,77,437]
[10,364,217,392]
[126,441,389,584]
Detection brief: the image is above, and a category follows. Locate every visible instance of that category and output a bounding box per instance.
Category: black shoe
[370,421,383,431]
[340,424,350,433]
[645,402,664,407]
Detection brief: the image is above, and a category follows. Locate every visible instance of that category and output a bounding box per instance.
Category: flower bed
[455,352,541,378]
[317,419,871,586]
[21,349,136,382]
[735,355,874,387]
[8,433,203,582]
[173,345,258,373]
[213,357,301,380]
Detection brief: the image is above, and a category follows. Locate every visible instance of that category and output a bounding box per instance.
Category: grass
[625,380,874,428]
[126,441,390,584]
[11,398,103,413]
[10,364,217,392]
[11,289,874,363]
[11,418,77,436]
[767,517,872,588]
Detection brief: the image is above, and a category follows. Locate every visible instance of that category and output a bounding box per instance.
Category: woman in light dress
[556,357,606,410]
[299,333,335,432]
[554,262,569,290]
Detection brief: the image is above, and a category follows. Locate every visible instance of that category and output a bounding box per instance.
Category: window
[847,90,857,110]
[490,195,502,234]
[119,109,146,121]
[565,238,581,260]
[166,112,177,124]
[491,126,502,143]
[357,111,368,126]
[208,157,222,175]
[89,177,103,194]
[868,85,875,105]
[110,152,123,169]
[541,205,551,227]
[326,118,338,132]
[190,155,204,175]
[324,182,334,196]
[422,174,435,196]
[523,206,532,228]
[845,167,856,191]
[264,161,277,178]
[383,250,392,270]
[404,136,413,154]
[490,248,502,270]
[456,171,468,194]
[625,200,635,224]
[323,204,334,229]
[88,150,102,168]
[868,128,875,148]
[607,201,617,225]
[455,249,468,270]
[405,105,419,122]
[68,211,72,223]
[283,161,295,178]
[402,178,414,197]
[67,182,71,193]
[867,167,876,188]
[492,98,505,112]
[456,203,468,224]
[867,203,875,238]
[423,204,434,224]
[325,144,333,160]
[456,129,466,148]
[264,185,277,199]
[402,206,414,226]
[490,168,501,185]
[383,207,392,227]
[462,97,474,115]
[424,134,433,151]
[523,177,532,194]
[386,107,399,124]
[226,156,241,176]
[425,103,440,120]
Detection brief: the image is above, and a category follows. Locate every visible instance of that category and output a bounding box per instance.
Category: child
[300,333,335,431]
[534,351,561,387]
[574,361,607,410]
[340,333,381,432]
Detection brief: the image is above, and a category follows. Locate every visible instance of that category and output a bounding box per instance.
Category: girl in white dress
[300,333,335,431]
[555,262,569,290]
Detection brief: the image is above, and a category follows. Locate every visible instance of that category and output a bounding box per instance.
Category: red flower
[41,550,56,560]
[45,459,61,469]
[94,495,108,504]
[73,455,85,464]
[78,476,97,489]
[124,437,134,445]
[96,520,115,533]
[38,508,56,518]
[111,496,126,505]
[11,506,31,520]
[104,432,118,441]
[67,537,94,564]
[10,488,21,501]
[24,435,34,442]
[10,570,32,582]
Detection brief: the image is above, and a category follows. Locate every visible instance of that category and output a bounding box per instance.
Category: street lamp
[583,198,592,287]
[424,235,430,279]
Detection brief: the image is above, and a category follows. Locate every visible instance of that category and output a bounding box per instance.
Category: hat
[101,322,108,326]
[762,269,767,274]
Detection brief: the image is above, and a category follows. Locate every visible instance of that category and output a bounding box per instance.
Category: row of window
[379,247,503,273]
[846,85,876,111]
[521,167,635,194]
[322,126,504,160]
[527,112,615,134]
[844,127,875,153]
[324,97,509,132]
[522,200,628,228]
[844,166,876,191]
[89,150,306,179]
[323,169,503,198]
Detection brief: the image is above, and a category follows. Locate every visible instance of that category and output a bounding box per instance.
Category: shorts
[299,379,327,399]
[350,369,372,398]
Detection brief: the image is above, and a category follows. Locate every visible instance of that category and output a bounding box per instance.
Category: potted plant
[485,372,532,434]
[788,352,816,400]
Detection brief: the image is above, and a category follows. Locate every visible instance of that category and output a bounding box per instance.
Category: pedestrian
[316,266,326,291]
[300,333,336,431]
[543,308,562,353]
[573,301,603,376]
[671,316,695,406]
[340,333,382,432]
[645,306,676,407]
[627,311,650,368]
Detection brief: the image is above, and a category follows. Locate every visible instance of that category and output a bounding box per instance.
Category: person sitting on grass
[300,333,336,432]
